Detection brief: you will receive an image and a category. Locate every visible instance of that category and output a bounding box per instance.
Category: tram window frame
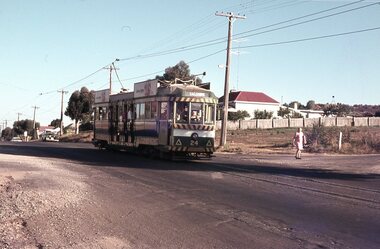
[151,101,157,119]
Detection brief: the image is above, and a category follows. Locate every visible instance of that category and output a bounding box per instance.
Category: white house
[286,103,324,118]
[219,91,280,119]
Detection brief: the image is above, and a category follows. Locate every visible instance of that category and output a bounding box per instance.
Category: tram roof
[157,84,217,99]
[107,80,217,102]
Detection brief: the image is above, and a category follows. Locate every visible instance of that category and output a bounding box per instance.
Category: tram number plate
[190,140,199,146]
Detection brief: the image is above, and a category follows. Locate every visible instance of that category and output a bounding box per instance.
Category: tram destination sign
[134,79,158,98]
[94,89,110,103]
[186,91,207,97]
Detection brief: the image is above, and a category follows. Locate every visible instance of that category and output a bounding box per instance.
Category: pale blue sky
[1,0,379,126]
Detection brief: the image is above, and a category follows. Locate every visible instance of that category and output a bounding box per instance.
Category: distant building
[218,91,280,119]
[287,103,324,118]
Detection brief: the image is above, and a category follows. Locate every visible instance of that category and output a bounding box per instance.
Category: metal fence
[216,117,380,130]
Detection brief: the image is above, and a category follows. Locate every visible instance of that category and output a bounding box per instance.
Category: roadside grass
[216,126,380,154]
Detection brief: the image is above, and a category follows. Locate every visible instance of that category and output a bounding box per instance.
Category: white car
[41,131,59,142]
[11,136,23,142]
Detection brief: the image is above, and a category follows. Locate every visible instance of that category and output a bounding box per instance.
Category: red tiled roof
[219,91,279,104]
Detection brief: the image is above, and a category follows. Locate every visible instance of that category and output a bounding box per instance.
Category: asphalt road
[1,141,380,249]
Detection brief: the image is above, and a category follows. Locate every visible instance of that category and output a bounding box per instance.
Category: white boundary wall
[217,117,380,130]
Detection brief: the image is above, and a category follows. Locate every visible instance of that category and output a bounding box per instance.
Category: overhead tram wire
[137,0,257,54]
[37,1,378,100]
[116,24,380,86]
[112,62,125,90]
[124,1,257,59]
[117,0,373,63]
[246,0,306,14]
[117,48,226,84]
[233,1,380,41]
[235,0,366,37]
[238,26,380,49]
[38,62,111,96]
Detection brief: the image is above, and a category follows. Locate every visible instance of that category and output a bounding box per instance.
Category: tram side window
[99,107,107,120]
[151,101,157,119]
[204,103,215,124]
[160,102,168,120]
[190,103,203,123]
[145,102,151,119]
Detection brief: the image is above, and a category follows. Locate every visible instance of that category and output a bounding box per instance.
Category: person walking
[293,128,306,159]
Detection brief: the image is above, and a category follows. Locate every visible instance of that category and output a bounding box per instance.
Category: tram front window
[190,103,202,124]
[176,102,189,123]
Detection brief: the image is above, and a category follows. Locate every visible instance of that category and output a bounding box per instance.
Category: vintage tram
[92,79,218,159]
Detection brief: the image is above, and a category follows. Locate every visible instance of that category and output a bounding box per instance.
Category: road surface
[1,141,379,248]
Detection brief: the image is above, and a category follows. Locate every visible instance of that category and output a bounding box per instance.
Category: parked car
[11,136,23,142]
[41,131,59,142]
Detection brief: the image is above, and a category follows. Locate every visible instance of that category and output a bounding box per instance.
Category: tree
[278,107,291,118]
[156,60,202,84]
[50,119,61,128]
[228,110,250,121]
[65,87,94,134]
[254,110,273,119]
[306,100,316,110]
[323,103,352,117]
[13,119,39,136]
[1,127,13,141]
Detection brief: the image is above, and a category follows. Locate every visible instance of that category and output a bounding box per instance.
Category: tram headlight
[191,132,199,141]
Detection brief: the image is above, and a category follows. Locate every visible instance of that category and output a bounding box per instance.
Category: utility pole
[32,106,39,139]
[216,11,246,147]
[16,112,22,121]
[103,61,119,95]
[58,90,68,136]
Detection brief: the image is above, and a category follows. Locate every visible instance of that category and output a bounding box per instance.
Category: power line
[238,26,380,49]
[236,0,366,37]
[233,1,379,41]
[117,0,375,62]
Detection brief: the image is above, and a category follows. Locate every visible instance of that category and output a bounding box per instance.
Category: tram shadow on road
[1,142,379,181]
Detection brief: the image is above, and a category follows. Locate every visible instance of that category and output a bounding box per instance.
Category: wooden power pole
[215,11,246,147]
[58,90,68,136]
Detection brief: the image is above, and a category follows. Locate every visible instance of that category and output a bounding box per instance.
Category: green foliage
[254,110,273,119]
[50,119,61,128]
[156,60,202,83]
[306,100,316,110]
[289,101,306,109]
[228,110,250,121]
[65,87,94,133]
[12,119,39,136]
[1,127,13,141]
[79,122,93,131]
[323,103,352,117]
[278,107,291,118]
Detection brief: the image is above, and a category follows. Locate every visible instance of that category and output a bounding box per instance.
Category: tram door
[109,104,119,142]
[109,105,114,142]
[123,102,134,143]
[158,102,169,145]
